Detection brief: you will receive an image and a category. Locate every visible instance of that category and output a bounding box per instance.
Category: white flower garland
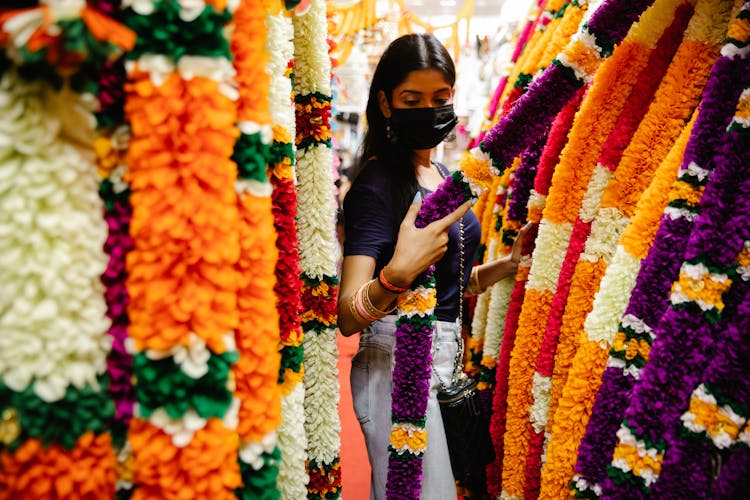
[0,71,110,403]
[292,0,342,491]
[278,383,309,499]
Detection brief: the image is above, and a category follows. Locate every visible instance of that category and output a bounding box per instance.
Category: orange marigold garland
[230,0,284,497]
[122,1,243,497]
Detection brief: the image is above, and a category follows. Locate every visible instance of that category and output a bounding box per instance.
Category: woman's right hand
[384,196,473,288]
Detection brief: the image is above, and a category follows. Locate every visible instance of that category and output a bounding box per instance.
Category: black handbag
[437,375,494,491]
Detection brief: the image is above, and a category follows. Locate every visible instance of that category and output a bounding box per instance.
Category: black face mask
[390,104,458,150]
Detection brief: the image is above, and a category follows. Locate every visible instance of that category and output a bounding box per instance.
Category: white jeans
[350,315,459,500]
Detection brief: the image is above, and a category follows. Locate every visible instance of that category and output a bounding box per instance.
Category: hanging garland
[497,2,677,496]
[486,87,585,498]
[230,0,284,497]
[0,3,133,495]
[571,7,750,496]
[264,4,309,497]
[292,0,342,496]
[540,1,735,496]
[467,163,514,379]
[122,1,244,496]
[569,115,695,499]
[386,172,478,500]
[603,69,750,498]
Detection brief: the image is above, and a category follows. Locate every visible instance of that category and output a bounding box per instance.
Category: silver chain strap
[432,216,466,391]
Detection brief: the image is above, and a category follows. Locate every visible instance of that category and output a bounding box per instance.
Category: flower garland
[476,140,541,398]
[470,0,586,382]
[0,4,132,495]
[569,115,695,499]
[386,171,478,500]
[291,0,343,496]
[469,0,658,184]
[571,6,750,496]
[230,0,284,497]
[486,86,585,497]
[470,1,544,148]
[497,1,678,496]
[94,49,137,494]
[264,6,309,497]
[467,164,514,378]
[540,1,735,496]
[122,1,244,496]
[603,68,750,497]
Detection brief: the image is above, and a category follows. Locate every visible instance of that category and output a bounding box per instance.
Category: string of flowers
[468,0,585,412]
[528,0,702,494]
[386,172,478,500]
[470,0,546,148]
[470,0,585,380]
[602,69,750,498]
[94,59,136,496]
[571,7,750,495]
[569,115,695,499]
[264,5,309,496]
[486,86,585,497]
[467,164,514,378]
[122,1,244,496]
[0,3,133,495]
[230,0,284,497]
[466,172,509,380]
[496,2,676,496]
[477,138,541,400]
[91,3,133,495]
[291,0,343,496]
[540,2,735,496]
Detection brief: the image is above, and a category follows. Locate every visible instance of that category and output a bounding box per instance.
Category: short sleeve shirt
[343,160,481,322]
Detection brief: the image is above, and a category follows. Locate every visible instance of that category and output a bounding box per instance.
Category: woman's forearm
[470,255,519,295]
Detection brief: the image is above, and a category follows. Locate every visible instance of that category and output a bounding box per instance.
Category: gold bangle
[362,280,396,318]
[468,266,486,296]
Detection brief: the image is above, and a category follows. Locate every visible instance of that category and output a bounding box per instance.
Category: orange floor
[337,333,371,499]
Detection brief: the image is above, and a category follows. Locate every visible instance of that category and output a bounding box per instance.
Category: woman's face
[379,68,453,115]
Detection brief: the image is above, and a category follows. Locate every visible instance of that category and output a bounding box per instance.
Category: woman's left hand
[510,221,533,265]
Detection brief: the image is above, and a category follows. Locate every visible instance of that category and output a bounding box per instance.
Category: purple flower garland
[647,85,750,497]
[481,0,656,173]
[386,171,474,500]
[601,76,750,498]
[572,37,750,497]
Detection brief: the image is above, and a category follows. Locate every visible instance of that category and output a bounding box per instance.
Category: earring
[386,118,397,143]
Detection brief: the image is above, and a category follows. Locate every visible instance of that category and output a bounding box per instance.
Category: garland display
[122,1,244,496]
[264,4,309,497]
[230,0,283,497]
[571,8,750,495]
[496,2,681,496]
[603,70,750,498]
[540,1,735,496]
[292,0,343,497]
[0,2,132,495]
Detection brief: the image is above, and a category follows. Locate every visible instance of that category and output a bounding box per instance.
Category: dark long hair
[350,33,456,220]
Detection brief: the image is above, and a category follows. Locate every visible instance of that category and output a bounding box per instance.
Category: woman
[338,33,529,499]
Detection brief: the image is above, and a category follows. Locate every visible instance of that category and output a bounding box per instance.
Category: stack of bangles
[349,268,409,324]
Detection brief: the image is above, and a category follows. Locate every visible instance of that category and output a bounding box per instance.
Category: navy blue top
[343,160,481,322]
